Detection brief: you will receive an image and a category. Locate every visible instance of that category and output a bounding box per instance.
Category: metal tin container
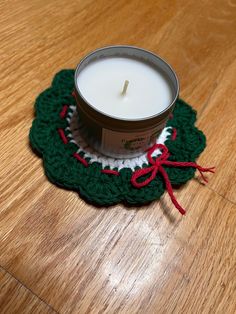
[74,46,179,158]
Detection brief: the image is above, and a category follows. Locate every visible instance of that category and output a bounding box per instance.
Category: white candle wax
[77,57,174,120]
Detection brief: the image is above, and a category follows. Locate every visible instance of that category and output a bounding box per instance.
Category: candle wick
[121,80,129,95]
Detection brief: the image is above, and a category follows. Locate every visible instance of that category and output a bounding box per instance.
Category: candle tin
[74,46,179,158]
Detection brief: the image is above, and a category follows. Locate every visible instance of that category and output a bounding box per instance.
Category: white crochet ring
[65,105,172,171]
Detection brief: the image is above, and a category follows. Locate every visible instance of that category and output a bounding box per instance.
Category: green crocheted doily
[29,69,206,206]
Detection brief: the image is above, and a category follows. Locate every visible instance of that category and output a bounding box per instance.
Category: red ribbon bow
[131,144,215,215]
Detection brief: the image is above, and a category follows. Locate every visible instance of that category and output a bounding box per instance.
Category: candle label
[102,123,166,154]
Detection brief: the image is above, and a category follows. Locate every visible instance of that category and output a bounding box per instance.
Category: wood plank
[0,180,235,313]
[0,267,56,314]
[197,59,236,203]
[143,182,236,314]
[156,0,236,111]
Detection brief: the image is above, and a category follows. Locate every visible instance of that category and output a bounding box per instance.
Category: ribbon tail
[164,161,215,184]
[159,166,186,215]
[197,166,215,183]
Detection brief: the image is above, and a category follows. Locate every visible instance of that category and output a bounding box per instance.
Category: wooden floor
[1,0,236,313]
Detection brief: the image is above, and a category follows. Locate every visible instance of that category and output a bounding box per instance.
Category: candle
[77,57,173,120]
[74,46,179,158]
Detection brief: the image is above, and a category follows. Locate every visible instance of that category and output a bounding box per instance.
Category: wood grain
[0,0,236,313]
[197,59,236,203]
[0,267,56,314]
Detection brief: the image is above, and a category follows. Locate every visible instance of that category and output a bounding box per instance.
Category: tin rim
[74,45,179,124]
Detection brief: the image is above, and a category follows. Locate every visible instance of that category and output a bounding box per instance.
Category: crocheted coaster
[30,70,214,214]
